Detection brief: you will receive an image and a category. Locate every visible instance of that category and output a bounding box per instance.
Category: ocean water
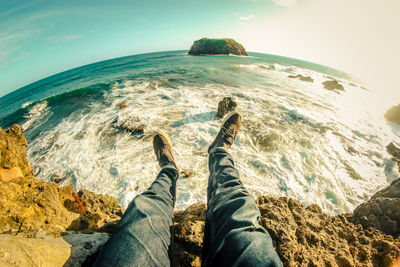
[1,50,399,213]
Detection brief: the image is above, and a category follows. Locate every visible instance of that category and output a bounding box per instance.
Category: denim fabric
[94,150,282,267]
[94,165,178,267]
[202,147,282,266]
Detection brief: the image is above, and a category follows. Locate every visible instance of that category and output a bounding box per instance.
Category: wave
[0,82,112,131]
[235,63,298,74]
[21,101,50,130]
[22,101,32,108]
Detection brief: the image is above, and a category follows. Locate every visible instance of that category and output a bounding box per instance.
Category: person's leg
[94,131,179,267]
[202,112,282,267]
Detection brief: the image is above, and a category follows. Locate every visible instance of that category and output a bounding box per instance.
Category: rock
[387,142,400,171]
[119,116,145,135]
[188,38,248,56]
[180,170,195,178]
[0,233,109,267]
[385,104,400,125]
[258,196,400,266]
[0,124,32,177]
[0,166,23,182]
[63,233,110,266]
[217,97,237,118]
[322,80,345,92]
[288,74,314,83]
[119,103,127,109]
[172,203,206,267]
[0,234,71,266]
[352,178,400,236]
[0,125,123,236]
[170,193,400,266]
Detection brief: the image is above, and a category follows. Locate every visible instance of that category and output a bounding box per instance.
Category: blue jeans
[94,148,282,266]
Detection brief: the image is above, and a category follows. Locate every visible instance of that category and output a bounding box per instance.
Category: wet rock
[288,74,314,82]
[180,170,195,178]
[217,97,237,118]
[119,116,145,135]
[387,142,400,171]
[188,38,247,56]
[385,104,400,125]
[50,174,66,184]
[322,80,345,93]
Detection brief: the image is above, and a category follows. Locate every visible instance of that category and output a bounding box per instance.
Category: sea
[1,50,399,213]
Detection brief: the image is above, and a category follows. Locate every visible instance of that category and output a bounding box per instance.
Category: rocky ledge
[188,38,248,56]
[1,124,400,266]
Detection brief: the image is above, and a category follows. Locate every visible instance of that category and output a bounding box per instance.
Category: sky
[1,0,399,107]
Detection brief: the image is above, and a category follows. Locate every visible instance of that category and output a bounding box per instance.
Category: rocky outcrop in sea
[322,80,345,93]
[385,104,400,125]
[288,74,314,83]
[1,124,400,266]
[188,38,248,56]
[217,96,237,118]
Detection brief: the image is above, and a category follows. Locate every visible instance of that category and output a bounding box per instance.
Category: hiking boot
[153,130,178,170]
[208,111,241,153]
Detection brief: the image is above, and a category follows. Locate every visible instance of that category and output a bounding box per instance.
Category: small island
[188,38,248,56]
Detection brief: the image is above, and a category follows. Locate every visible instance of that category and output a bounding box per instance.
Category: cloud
[0,10,61,69]
[0,0,42,19]
[63,34,82,41]
[239,14,256,21]
[45,34,83,42]
[272,0,298,8]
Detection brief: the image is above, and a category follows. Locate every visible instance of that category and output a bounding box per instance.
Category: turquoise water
[0,50,399,213]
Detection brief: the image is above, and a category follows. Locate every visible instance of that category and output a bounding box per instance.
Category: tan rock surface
[0,233,109,267]
[0,234,71,267]
[258,196,400,266]
[172,195,400,267]
[0,124,123,237]
[173,203,206,266]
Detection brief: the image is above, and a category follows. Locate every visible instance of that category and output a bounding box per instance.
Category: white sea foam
[22,101,32,108]
[26,65,400,214]
[22,101,49,130]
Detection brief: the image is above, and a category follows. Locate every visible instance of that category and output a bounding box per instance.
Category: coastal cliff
[188,38,248,56]
[1,124,400,266]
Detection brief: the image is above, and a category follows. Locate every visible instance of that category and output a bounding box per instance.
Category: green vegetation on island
[188,38,248,56]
